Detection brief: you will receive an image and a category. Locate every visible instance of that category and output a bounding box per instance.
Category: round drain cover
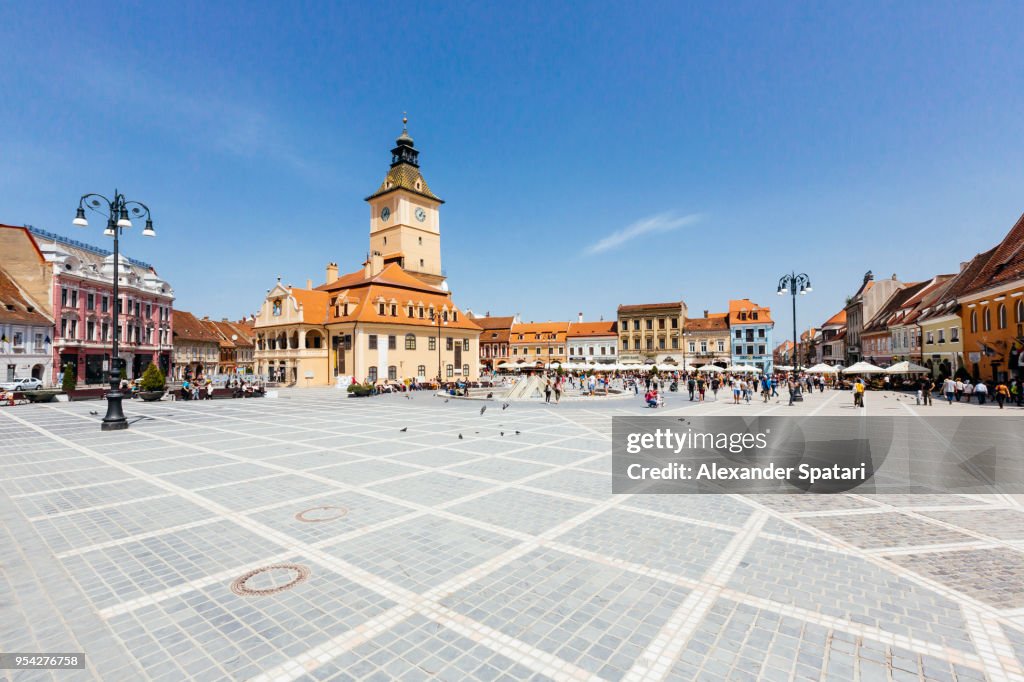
[230,564,310,597]
[295,506,349,523]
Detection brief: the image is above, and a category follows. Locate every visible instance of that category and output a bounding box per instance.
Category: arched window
[1017,299,1024,323]
[367,366,378,382]
[305,331,322,349]
[998,304,1007,329]
[970,309,978,333]
[416,365,426,377]
[388,365,397,380]
[405,333,416,350]
[983,307,991,331]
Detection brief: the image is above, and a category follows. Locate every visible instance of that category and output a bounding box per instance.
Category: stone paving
[1,387,1023,681]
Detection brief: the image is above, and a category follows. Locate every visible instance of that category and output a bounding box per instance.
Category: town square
[3,2,1024,681]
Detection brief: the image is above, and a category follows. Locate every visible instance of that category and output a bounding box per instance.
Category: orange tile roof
[327,285,480,331]
[822,309,847,327]
[0,268,51,326]
[684,313,728,332]
[962,211,1024,296]
[728,299,773,325]
[173,310,222,343]
[473,315,517,330]
[288,287,331,325]
[618,302,684,313]
[567,321,617,337]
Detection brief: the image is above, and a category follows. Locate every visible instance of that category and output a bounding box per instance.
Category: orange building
[510,322,570,367]
[959,212,1024,382]
[473,314,518,370]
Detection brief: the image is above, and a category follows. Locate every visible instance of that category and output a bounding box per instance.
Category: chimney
[306,278,313,290]
[703,309,708,318]
[326,262,338,283]
[578,312,583,322]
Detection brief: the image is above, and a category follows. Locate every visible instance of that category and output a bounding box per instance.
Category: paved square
[1,387,1023,681]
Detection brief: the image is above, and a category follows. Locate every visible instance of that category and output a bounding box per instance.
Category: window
[983,307,991,331]
[390,304,397,316]
[688,341,696,352]
[671,338,678,349]
[368,334,378,349]
[418,306,424,318]
[646,339,653,350]
[429,336,436,350]
[758,345,765,355]
[998,304,1007,329]
[61,287,67,307]
[622,339,629,351]
[717,341,725,352]
[446,364,454,378]
[146,304,151,318]
[87,293,94,310]
[34,333,44,351]
[758,328,765,338]
[632,320,639,330]
[1017,300,1024,324]
[658,338,665,350]
[388,335,396,350]
[558,347,564,354]
[446,337,453,351]
[463,339,470,351]
[646,319,653,330]
[937,329,945,343]
[419,259,424,267]
[407,306,413,317]
[101,322,109,342]
[87,320,95,341]
[671,318,678,329]
[102,296,109,313]
[634,339,640,350]
[405,333,416,350]
[926,331,934,344]
[951,327,959,342]
[388,365,397,380]
[463,364,469,376]
[735,330,741,339]
[70,290,78,307]
[417,365,426,377]
[378,302,386,315]
[368,366,378,382]
[658,318,665,329]
[512,347,518,355]
[536,347,542,354]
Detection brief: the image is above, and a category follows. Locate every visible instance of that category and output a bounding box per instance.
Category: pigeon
[399,427,407,432]
[500,431,504,436]
[502,403,509,410]
[515,430,521,435]
[486,392,493,398]
[405,394,411,400]
[89,410,98,415]
[458,434,463,439]
[444,399,449,403]
[480,405,487,415]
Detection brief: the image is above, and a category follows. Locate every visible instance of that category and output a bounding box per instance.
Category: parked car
[0,377,44,391]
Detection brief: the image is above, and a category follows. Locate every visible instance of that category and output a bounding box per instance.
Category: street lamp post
[777,271,812,374]
[431,310,447,386]
[73,190,155,431]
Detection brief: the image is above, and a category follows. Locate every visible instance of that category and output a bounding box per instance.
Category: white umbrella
[842,361,887,374]
[805,363,840,374]
[697,364,724,373]
[776,365,794,371]
[885,360,930,374]
[496,362,516,369]
[740,365,763,374]
[684,364,699,371]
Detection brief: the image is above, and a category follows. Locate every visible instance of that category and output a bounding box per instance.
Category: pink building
[28,228,175,385]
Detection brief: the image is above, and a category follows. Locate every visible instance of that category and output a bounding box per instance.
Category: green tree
[61,364,76,392]
[139,363,166,391]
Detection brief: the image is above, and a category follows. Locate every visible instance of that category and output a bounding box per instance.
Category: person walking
[942,376,956,404]
[544,379,552,404]
[954,378,964,402]
[920,376,933,406]
[697,377,706,402]
[995,381,1010,409]
[554,377,562,404]
[974,380,988,405]
[687,376,695,401]
[853,378,865,408]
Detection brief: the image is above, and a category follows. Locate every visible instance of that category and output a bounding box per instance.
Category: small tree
[119,365,128,380]
[61,364,77,392]
[139,363,166,392]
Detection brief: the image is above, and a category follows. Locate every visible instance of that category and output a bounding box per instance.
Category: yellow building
[616,301,688,365]
[509,322,569,366]
[253,120,481,386]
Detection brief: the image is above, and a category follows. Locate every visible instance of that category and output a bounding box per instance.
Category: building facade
[253,121,481,386]
[818,309,847,366]
[728,299,774,373]
[0,271,53,386]
[203,317,256,376]
[616,301,687,365]
[15,226,175,385]
[844,272,904,365]
[510,322,569,366]
[959,212,1024,382]
[472,313,518,371]
[683,311,730,368]
[567,319,618,365]
[172,310,221,380]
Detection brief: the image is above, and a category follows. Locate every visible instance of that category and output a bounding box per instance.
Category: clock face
[380,207,391,222]
[415,207,426,222]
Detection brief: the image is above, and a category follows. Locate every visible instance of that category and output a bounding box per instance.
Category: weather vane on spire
[402,112,408,130]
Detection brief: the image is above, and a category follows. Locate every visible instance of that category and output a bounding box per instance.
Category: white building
[0,268,53,385]
[567,319,618,365]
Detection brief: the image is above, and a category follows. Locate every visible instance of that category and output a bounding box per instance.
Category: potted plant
[347,382,373,397]
[138,363,167,401]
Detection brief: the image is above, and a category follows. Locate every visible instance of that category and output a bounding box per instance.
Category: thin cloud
[584,212,703,255]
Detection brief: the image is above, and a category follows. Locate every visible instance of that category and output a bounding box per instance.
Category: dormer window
[378,302,386,315]
[390,304,397,316]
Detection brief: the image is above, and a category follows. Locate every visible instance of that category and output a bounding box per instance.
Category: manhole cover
[230,564,310,597]
[295,506,349,523]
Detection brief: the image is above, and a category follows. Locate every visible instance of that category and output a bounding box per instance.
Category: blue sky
[2,1,1023,338]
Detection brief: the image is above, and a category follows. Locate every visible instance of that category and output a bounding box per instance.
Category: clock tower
[365,118,445,288]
